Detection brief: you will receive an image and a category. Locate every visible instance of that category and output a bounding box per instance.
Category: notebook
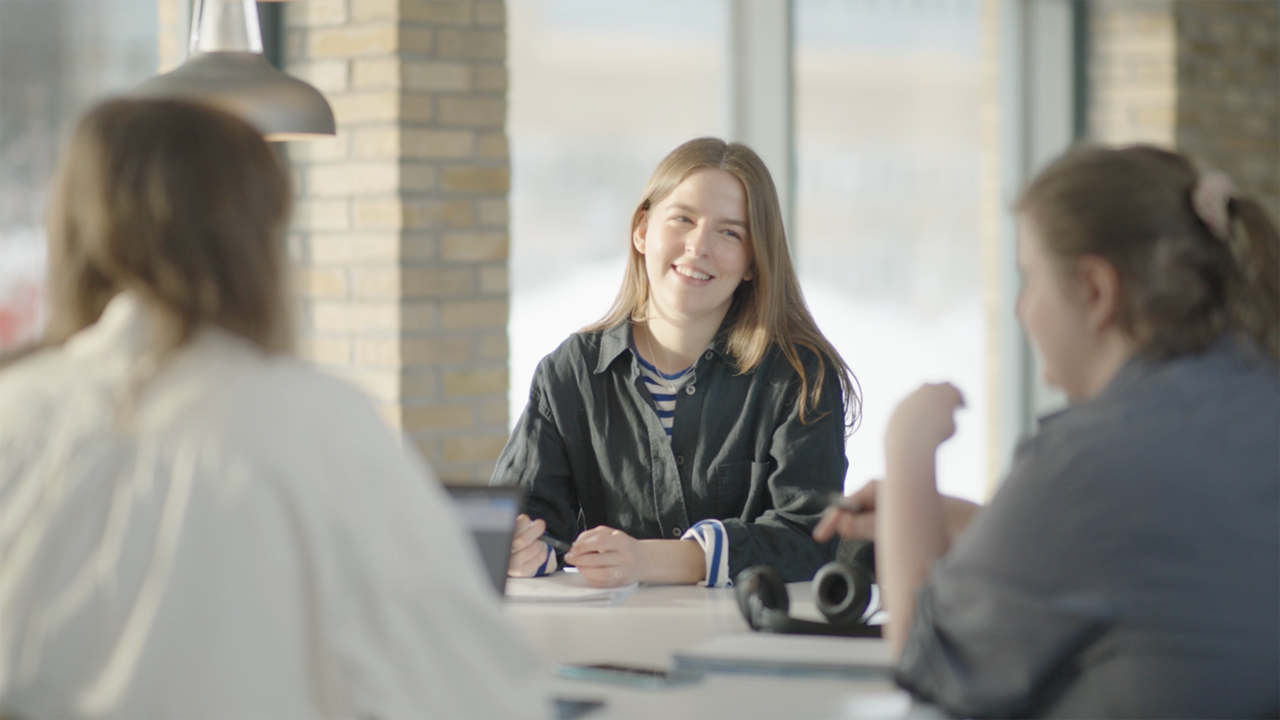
[672,634,892,678]
[444,485,522,595]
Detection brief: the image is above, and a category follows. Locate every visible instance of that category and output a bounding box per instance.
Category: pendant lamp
[132,0,335,141]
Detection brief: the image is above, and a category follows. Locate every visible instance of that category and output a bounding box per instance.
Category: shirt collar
[1037,334,1252,428]
[64,290,153,363]
[594,321,634,375]
[593,317,741,375]
[1097,334,1244,401]
[1036,350,1154,430]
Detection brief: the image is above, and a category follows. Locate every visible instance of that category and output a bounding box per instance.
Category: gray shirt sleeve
[894,431,1118,718]
[897,568,1113,718]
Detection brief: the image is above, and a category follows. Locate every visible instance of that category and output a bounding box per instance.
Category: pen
[540,533,573,553]
[826,492,864,514]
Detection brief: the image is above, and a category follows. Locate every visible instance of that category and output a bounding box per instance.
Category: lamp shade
[131,0,334,141]
[133,53,336,140]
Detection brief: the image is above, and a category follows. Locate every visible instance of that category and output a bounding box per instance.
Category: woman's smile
[672,263,714,283]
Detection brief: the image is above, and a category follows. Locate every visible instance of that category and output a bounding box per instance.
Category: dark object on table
[736,562,881,638]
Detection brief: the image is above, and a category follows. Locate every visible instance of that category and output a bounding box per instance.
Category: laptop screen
[444,485,522,595]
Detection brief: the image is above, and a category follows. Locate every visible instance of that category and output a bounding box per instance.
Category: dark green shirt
[491,321,846,581]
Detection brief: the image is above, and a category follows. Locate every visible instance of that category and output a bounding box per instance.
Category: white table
[505,579,914,719]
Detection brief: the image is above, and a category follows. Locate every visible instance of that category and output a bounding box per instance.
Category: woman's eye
[723,230,741,240]
[675,216,692,224]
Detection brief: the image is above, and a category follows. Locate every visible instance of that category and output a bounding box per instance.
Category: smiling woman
[633,167,755,338]
[492,137,858,590]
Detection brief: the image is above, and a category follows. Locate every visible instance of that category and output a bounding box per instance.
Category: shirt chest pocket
[709,460,772,515]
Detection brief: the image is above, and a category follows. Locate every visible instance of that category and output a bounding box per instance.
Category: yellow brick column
[157,0,188,72]
[284,0,509,483]
[1086,1,1178,147]
[1175,0,1280,222]
[1086,1,1279,221]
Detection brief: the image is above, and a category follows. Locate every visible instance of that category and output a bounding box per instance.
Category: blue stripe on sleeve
[681,519,730,588]
[534,542,553,576]
[708,523,722,582]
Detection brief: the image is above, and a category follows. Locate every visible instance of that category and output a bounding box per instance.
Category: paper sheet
[505,572,638,605]
[673,634,892,677]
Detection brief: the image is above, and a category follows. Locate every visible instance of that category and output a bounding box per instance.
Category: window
[0,0,159,351]
[794,0,993,501]
[507,0,728,419]
[508,0,1051,502]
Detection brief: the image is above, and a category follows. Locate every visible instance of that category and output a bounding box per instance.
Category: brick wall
[157,0,183,72]
[1088,0,1279,222]
[284,0,510,483]
[1087,0,1178,146]
[1176,1,1280,222]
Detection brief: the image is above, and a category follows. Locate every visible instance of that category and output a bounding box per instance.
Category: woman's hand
[565,526,643,587]
[507,514,552,577]
[813,480,879,542]
[814,479,983,544]
[566,527,706,587]
[885,382,966,454]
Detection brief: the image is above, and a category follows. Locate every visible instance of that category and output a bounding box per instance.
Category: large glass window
[0,0,159,351]
[507,0,728,423]
[794,0,993,501]
[510,0,1006,502]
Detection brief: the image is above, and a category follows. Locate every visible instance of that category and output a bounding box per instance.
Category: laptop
[444,485,522,595]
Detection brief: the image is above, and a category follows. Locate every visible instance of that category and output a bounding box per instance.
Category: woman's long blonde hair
[585,137,859,425]
[41,98,293,357]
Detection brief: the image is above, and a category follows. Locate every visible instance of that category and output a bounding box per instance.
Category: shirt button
[685,385,696,395]
[676,454,685,465]
[704,351,713,360]
[672,527,683,537]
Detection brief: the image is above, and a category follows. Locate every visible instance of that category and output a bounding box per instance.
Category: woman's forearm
[879,440,949,658]
[637,539,706,585]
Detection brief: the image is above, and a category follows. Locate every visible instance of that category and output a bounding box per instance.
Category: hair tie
[1191,169,1236,242]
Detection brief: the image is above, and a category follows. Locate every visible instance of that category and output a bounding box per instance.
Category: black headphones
[735,561,881,638]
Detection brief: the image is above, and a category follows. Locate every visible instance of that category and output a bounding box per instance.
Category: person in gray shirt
[818,145,1279,717]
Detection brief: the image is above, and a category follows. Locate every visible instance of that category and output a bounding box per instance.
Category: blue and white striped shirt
[632,349,694,437]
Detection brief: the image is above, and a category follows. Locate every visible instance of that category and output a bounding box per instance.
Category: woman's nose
[685,222,711,255]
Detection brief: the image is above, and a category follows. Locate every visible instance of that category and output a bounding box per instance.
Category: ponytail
[1226,197,1280,360]
[1018,145,1278,363]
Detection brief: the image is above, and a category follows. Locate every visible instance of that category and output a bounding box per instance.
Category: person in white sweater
[0,98,547,719]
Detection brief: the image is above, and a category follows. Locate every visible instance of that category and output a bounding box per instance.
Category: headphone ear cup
[813,561,873,625]
[734,565,789,629]
[850,540,876,578]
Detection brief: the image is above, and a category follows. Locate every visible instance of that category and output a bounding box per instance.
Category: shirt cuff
[533,540,558,576]
[681,519,731,588]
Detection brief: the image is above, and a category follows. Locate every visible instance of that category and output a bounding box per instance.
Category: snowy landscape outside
[509,0,992,502]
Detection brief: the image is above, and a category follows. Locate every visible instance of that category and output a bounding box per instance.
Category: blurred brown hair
[584,137,859,425]
[1017,144,1279,362]
[41,97,293,357]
